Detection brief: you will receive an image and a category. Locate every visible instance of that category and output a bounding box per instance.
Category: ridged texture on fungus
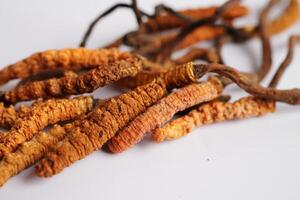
[0,103,30,129]
[0,48,131,85]
[107,77,223,153]
[142,4,248,32]
[3,57,142,103]
[0,96,94,157]
[0,124,71,186]
[35,81,165,177]
[152,97,275,142]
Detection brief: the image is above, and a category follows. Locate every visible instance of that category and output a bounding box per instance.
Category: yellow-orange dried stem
[152,96,275,142]
[142,4,248,33]
[0,96,94,157]
[0,48,131,85]
[107,77,223,153]
[116,62,207,89]
[35,81,166,177]
[0,124,71,186]
[3,57,142,103]
[267,0,300,35]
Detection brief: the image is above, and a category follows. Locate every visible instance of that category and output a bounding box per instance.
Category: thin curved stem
[269,35,300,88]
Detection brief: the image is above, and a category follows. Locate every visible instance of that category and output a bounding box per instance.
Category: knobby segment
[107,77,223,153]
[0,103,30,129]
[142,4,248,33]
[0,48,131,85]
[152,96,275,142]
[0,96,94,157]
[116,62,207,89]
[0,124,71,186]
[3,56,142,103]
[267,0,300,35]
[35,81,166,177]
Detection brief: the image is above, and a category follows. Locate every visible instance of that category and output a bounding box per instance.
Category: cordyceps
[0,96,94,157]
[155,0,299,62]
[106,77,223,153]
[0,124,71,186]
[2,55,142,104]
[116,61,209,89]
[141,3,248,33]
[151,97,275,142]
[35,80,166,177]
[152,34,300,142]
[0,48,131,86]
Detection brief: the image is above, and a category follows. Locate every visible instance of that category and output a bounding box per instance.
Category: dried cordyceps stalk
[107,77,223,153]
[0,124,72,186]
[0,103,30,129]
[142,3,248,33]
[116,61,207,89]
[2,56,142,104]
[35,80,166,177]
[152,96,275,142]
[0,96,94,157]
[266,0,300,35]
[151,34,300,142]
[269,35,300,88]
[0,48,131,85]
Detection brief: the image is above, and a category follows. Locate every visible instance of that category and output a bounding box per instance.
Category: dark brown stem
[131,0,143,25]
[79,3,149,47]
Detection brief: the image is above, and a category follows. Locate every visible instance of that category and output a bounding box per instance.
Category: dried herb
[116,61,210,89]
[0,48,130,86]
[152,97,275,142]
[2,56,142,104]
[107,77,223,153]
[35,80,165,177]
[0,96,94,157]
[269,35,300,88]
[142,3,248,33]
[0,124,71,186]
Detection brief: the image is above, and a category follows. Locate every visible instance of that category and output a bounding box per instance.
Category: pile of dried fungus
[0,0,300,186]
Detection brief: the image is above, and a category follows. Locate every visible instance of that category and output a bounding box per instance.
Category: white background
[0,0,300,199]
